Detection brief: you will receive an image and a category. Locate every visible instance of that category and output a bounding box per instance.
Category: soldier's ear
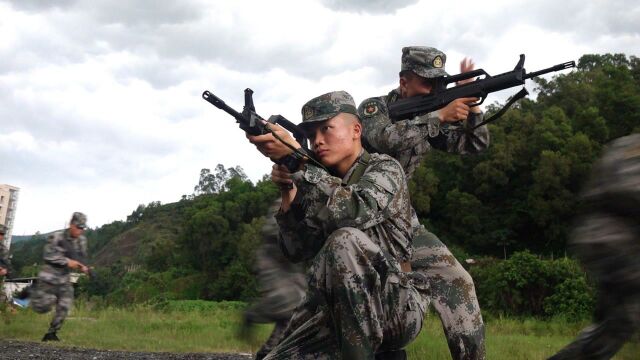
[352,120,362,139]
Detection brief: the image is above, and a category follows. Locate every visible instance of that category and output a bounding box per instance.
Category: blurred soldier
[242,199,307,359]
[254,91,428,359]
[0,225,10,304]
[357,46,488,359]
[31,212,91,342]
[0,225,9,278]
[549,134,640,360]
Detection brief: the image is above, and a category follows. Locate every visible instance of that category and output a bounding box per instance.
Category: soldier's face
[69,224,85,238]
[400,75,432,98]
[309,114,361,169]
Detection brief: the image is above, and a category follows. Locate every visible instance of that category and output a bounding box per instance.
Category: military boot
[42,332,60,342]
[375,349,407,360]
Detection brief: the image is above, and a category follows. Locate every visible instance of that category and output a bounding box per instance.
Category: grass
[1,300,638,359]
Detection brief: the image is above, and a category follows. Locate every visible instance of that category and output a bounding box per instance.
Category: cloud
[319,0,419,14]
[1,0,638,234]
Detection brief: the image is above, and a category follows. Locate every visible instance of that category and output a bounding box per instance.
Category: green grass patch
[1,301,638,359]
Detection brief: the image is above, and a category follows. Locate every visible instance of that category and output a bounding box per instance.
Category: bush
[470,251,594,319]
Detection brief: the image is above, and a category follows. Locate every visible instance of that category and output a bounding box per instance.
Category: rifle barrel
[525,61,576,79]
[202,90,243,121]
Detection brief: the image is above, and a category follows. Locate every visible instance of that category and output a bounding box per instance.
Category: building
[0,184,19,251]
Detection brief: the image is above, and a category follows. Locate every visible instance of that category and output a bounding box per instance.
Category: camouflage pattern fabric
[244,199,307,359]
[401,46,449,78]
[31,229,87,334]
[37,229,87,286]
[266,152,429,359]
[549,134,640,360]
[31,281,74,334]
[358,89,489,360]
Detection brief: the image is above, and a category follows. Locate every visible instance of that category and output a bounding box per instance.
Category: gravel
[0,340,253,360]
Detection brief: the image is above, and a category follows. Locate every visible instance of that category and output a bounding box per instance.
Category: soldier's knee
[326,227,369,250]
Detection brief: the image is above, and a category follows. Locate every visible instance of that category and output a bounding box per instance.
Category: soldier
[241,199,307,359]
[356,46,489,360]
[549,134,640,359]
[0,225,10,305]
[252,91,428,360]
[0,225,9,278]
[31,212,90,342]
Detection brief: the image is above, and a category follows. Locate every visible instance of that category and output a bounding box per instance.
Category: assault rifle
[202,89,319,171]
[388,54,576,127]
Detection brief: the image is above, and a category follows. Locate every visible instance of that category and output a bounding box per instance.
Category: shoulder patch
[358,98,387,119]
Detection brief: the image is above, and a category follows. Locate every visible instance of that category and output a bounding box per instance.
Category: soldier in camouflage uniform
[0,225,10,304]
[549,134,640,360]
[0,225,9,278]
[357,46,489,360]
[242,199,307,359]
[31,212,90,342]
[253,91,428,360]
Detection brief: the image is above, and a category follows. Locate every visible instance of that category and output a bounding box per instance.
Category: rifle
[202,88,319,172]
[388,54,576,127]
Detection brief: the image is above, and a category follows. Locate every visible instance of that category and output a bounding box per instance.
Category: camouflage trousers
[549,213,640,360]
[264,227,427,360]
[31,281,74,334]
[411,218,486,360]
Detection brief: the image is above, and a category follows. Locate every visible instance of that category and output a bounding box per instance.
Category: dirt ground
[0,340,253,360]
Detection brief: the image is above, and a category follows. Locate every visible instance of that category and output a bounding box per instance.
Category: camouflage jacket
[358,88,490,179]
[276,152,414,265]
[38,229,87,285]
[0,242,9,271]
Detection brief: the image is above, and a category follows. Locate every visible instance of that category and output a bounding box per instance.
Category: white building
[0,184,19,250]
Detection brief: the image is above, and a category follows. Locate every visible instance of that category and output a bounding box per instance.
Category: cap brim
[416,68,449,79]
[299,114,335,134]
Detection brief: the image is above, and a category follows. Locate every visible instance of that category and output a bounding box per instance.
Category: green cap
[401,46,448,78]
[300,91,358,131]
[70,212,87,229]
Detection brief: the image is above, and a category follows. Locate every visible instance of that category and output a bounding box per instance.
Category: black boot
[375,349,407,360]
[42,332,60,342]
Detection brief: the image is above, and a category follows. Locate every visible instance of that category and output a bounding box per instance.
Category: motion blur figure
[549,134,640,360]
[31,212,91,342]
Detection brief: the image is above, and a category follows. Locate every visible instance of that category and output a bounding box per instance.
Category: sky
[1,0,638,235]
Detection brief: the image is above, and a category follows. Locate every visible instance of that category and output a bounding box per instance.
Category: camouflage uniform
[244,199,308,359]
[31,212,88,337]
[0,225,9,303]
[358,47,488,359]
[264,91,429,360]
[0,225,9,272]
[549,134,640,360]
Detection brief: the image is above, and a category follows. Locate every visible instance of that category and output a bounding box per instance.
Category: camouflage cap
[70,212,87,229]
[0,225,6,235]
[401,46,448,79]
[300,91,358,131]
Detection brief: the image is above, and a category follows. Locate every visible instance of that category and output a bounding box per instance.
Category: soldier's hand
[67,259,82,270]
[247,123,299,161]
[457,58,476,86]
[0,267,7,276]
[80,265,90,275]
[272,164,297,212]
[438,97,480,123]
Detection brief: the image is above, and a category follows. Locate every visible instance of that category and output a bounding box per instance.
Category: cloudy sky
[1,0,638,235]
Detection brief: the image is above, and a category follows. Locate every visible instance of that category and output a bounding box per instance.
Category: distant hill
[10,231,60,244]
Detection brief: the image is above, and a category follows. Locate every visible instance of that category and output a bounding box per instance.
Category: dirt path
[0,340,253,360]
